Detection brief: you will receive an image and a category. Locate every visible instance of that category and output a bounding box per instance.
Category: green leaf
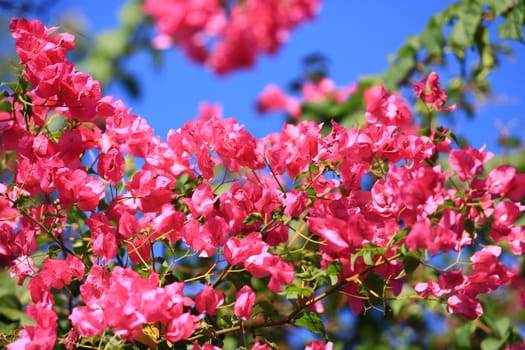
[0,306,24,322]
[455,322,473,348]
[84,57,113,84]
[484,0,512,17]
[420,15,445,56]
[0,293,32,326]
[292,311,326,335]
[401,254,420,274]
[66,206,88,229]
[449,3,483,49]
[389,228,409,247]
[492,317,510,339]
[481,337,505,350]
[253,300,277,320]
[283,284,314,299]
[1,81,24,95]
[119,0,143,29]
[486,150,525,173]
[243,212,264,225]
[388,299,404,318]
[0,100,13,113]
[0,294,21,309]
[305,187,317,199]
[382,44,417,90]
[338,95,367,128]
[350,244,385,268]
[325,261,342,285]
[96,30,128,59]
[363,250,374,266]
[361,272,386,305]
[498,4,525,42]
[476,27,496,71]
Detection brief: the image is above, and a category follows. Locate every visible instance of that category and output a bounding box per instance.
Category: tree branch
[188,253,402,342]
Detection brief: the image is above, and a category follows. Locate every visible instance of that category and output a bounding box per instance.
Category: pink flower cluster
[9,18,111,122]
[2,18,297,348]
[2,17,525,349]
[144,0,321,74]
[364,85,412,127]
[69,266,198,342]
[416,246,513,320]
[257,78,356,119]
[413,71,457,111]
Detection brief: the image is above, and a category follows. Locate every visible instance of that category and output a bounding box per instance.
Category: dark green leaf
[362,272,386,305]
[401,254,420,274]
[476,27,496,70]
[292,311,326,335]
[0,294,21,312]
[0,294,23,322]
[0,100,13,113]
[253,300,278,319]
[119,72,141,98]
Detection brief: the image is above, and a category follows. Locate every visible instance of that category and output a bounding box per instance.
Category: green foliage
[0,270,31,346]
[498,1,525,42]
[293,0,523,133]
[292,311,326,336]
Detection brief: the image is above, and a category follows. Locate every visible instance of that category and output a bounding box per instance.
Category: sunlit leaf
[449,3,483,49]
[498,3,525,42]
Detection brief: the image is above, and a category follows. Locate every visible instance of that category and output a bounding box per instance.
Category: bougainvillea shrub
[1,17,524,350]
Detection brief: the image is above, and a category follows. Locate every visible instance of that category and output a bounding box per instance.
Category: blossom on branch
[2,17,525,350]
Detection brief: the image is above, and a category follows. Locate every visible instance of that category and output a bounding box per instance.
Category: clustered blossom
[364,85,412,127]
[9,18,110,121]
[2,17,525,350]
[415,246,513,320]
[413,71,457,111]
[257,78,356,119]
[69,266,198,342]
[144,0,321,74]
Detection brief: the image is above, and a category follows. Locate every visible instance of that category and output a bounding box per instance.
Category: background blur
[1,0,524,153]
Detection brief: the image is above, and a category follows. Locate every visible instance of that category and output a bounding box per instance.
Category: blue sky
[15,1,525,152]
